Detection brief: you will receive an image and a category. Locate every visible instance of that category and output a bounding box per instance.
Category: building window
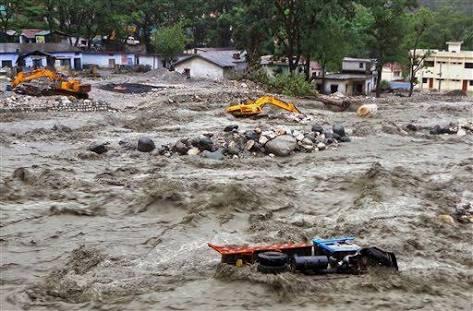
[422,78,428,83]
[465,63,473,69]
[359,63,364,69]
[330,84,339,93]
[394,71,400,77]
[470,80,473,86]
[424,61,434,67]
[1,60,12,68]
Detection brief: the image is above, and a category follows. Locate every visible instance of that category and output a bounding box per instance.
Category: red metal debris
[208,242,312,264]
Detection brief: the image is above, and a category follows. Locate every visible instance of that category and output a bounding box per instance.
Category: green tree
[360,0,416,97]
[230,0,274,67]
[152,22,186,67]
[404,7,434,96]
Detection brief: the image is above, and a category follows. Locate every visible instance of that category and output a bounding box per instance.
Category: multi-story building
[314,57,376,95]
[416,41,473,92]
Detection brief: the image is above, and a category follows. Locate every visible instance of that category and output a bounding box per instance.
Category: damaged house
[315,58,377,96]
[174,48,247,80]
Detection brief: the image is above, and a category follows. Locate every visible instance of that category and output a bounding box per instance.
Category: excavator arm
[226,95,301,117]
[11,69,59,88]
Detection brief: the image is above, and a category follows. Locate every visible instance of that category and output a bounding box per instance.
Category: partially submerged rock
[265,135,297,157]
[137,136,155,152]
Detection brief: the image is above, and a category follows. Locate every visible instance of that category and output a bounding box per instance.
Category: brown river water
[1,75,472,310]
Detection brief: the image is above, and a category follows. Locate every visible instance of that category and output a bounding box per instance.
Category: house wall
[342,60,369,72]
[382,68,402,82]
[175,57,224,80]
[0,53,18,67]
[51,52,82,70]
[317,78,373,96]
[82,53,136,68]
[320,80,347,94]
[137,55,161,69]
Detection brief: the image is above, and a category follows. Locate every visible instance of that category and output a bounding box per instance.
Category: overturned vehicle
[209,237,398,275]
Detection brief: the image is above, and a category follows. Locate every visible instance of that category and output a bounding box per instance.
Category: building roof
[175,49,245,68]
[343,57,373,63]
[0,43,81,54]
[20,29,45,38]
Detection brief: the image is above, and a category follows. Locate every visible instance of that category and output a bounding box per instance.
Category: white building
[82,52,136,68]
[382,63,404,82]
[315,58,376,95]
[174,48,247,80]
[0,43,83,70]
[416,41,473,92]
[136,54,161,69]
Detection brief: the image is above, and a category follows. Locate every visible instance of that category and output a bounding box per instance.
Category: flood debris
[0,95,114,113]
[162,123,351,159]
[209,237,398,276]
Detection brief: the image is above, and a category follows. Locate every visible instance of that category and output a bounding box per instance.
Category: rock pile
[157,123,351,160]
[0,96,115,113]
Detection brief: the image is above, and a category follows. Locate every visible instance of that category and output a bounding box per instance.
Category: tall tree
[230,0,274,67]
[404,7,433,97]
[152,22,186,67]
[360,0,416,97]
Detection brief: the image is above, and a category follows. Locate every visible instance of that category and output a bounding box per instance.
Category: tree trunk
[409,66,415,97]
[375,64,383,98]
[408,51,416,97]
[304,57,310,81]
[321,64,327,95]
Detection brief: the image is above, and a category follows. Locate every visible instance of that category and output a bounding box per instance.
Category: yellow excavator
[11,68,91,98]
[226,95,301,117]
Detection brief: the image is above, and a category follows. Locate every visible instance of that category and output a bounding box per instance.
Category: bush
[268,73,314,97]
[246,68,270,84]
[380,80,390,91]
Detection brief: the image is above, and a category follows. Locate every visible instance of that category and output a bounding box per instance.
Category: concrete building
[136,54,161,70]
[415,41,473,92]
[260,55,322,78]
[314,58,376,95]
[174,48,247,80]
[82,52,137,68]
[0,43,83,70]
[382,63,404,82]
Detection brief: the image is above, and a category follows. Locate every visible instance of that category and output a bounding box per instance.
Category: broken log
[316,94,363,112]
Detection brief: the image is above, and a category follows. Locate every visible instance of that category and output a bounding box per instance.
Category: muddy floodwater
[1,73,472,311]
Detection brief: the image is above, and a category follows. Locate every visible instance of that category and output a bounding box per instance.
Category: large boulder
[201,149,224,160]
[137,136,156,152]
[224,124,239,132]
[311,124,324,134]
[172,141,189,155]
[333,124,346,137]
[88,142,109,154]
[430,122,458,135]
[192,136,214,151]
[265,135,297,157]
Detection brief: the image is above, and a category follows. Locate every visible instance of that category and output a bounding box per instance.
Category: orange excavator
[11,68,91,98]
[226,95,301,117]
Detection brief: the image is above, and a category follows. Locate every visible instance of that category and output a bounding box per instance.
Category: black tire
[257,251,288,267]
[257,263,288,274]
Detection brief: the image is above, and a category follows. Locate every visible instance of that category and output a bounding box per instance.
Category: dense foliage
[1,0,471,96]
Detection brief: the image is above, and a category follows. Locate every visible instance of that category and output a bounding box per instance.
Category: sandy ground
[1,72,472,311]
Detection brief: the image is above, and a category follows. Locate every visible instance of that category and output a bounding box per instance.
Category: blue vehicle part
[313,237,361,259]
